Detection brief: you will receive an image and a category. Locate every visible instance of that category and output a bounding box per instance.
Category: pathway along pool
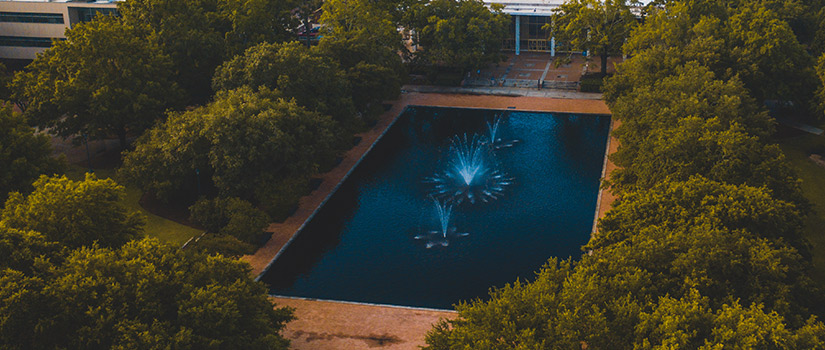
[261,107,610,309]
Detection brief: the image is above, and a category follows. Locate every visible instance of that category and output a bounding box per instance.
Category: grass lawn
[66,166,202,246]
[777,132,825,282]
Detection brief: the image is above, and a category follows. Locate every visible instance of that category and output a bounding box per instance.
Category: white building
[0,0,119,61]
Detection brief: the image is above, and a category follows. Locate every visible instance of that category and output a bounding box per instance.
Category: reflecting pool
[261,106,610,309]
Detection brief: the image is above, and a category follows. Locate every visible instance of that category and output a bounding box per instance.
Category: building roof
[0,0,120,3]
[485,0,565,16]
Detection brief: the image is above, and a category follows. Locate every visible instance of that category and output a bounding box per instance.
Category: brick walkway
[273,297,455,350]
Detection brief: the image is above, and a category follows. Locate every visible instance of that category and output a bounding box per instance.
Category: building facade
[488,0,564,55]
[0,0,118,61]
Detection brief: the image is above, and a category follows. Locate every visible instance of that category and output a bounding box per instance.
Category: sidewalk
[402,84,604,100]
[272,296,455,350]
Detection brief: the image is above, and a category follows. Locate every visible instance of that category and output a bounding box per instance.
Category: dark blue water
[262,107,610,309]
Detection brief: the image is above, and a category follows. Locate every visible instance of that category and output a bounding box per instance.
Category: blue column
[551,36,555,56]
[515,15,520,55]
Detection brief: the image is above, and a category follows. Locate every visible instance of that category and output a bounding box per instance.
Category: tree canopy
[818,54,825,115]
[120,87,338,209]
[317,0,404,114]
[426,0,825,347]
[118,0,230,102]
[11,15,182,147]
[0,238,293,350]
[1,174,144,249]
[551,0,638,76]
[406,0,510,73]
[611,1,816,105]
[0,104,65,203]
[212,42,356,127]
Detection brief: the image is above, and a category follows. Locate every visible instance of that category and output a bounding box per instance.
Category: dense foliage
[551,0,637,76]
[405,0,510,73]
[317,0,404,114]
[0,238,293,350]
[0,174,293,348]
[118,0,296,102]
[11,15,182,147]
[120,87,337,216]
[2,175,143,249]
[608,1,817,109]
[425,1,825,348]
[213,42,356,128]
[0,105,65,203]
[189,196,270,256]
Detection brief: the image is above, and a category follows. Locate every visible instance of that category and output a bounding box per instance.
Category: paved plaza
[463,52,622,89]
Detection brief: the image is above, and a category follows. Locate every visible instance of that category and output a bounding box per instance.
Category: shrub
[189,197,270,244]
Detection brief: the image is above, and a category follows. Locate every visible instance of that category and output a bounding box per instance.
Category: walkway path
[403,84,603,100]
[272,296,455,350]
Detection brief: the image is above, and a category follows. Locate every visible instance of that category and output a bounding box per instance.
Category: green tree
[609,62,772,141]
[225,0,297,56]
[0,238,294,349]
[635,290,825,349]
[0,63,9,101]
[724,1,816,104]
[551,0,638,76]
[0,269,51,350]
[1,174,143,248]
[118,0,233,102]
[407,0,510,73]
[817,54,825,115]
[212,42,356,128]
[614,1,816,105]
[11,15,181,148]
[120,87,338,208]
[425,253,825,349]
[317,0,404,114]
[191,233,256,257]
[189,196,270,244]
[0,104,65,203]
[594,177,803,249]
[0,225,57,274]
[609,117,802,205]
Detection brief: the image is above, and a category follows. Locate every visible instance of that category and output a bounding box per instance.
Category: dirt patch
[293,330,403,347]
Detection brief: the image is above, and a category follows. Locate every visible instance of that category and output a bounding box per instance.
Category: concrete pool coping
[242,91,614,279]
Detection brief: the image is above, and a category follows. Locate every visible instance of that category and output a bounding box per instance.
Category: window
[0,36,58,48]
[526,16,550,40]
[0,12,64,24]
[74,8,117,23]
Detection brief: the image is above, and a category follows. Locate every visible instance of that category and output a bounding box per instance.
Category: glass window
[74,8,118,23]
[0,12,64,24]
[0,36,60,48]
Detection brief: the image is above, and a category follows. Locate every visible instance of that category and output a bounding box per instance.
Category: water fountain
[424,133,513,205]
[486,114,519,150]
[487,115,501,145]
[417,115,520,247]
[413,198,468,248]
